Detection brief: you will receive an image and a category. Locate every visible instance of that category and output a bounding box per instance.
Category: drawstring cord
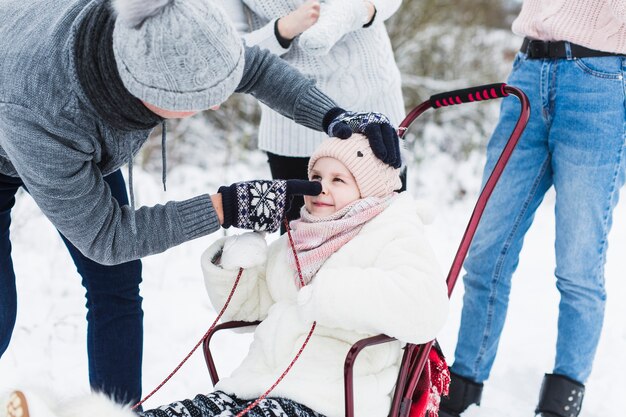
[131,267,245,411]
[127,120,167,236]
[286,218,306,288]
[132,218,316,415]
[161,120,167,192]
[233,219,316,417]
[127,143,137,235]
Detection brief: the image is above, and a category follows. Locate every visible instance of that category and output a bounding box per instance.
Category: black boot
[535,373,585,417]
[439,372,483,417]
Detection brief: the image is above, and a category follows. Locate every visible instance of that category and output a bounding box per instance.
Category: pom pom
[111,0,174,27]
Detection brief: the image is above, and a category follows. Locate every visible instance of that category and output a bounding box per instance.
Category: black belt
[521,38,621,59]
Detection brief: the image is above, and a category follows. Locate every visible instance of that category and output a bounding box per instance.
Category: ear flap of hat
[112,0,174,27]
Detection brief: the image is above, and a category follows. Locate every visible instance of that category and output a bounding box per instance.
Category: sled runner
[202,83,530,417]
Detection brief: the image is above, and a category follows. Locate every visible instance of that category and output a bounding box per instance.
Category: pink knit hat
[308,134,402,198]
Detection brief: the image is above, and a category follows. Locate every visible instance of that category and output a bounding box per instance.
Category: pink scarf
[287,195,395,287]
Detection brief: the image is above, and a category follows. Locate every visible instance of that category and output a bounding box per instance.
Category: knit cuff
[363,7,377,27]
[293,86,338,132]
[217,185,237,228]
[274,18,294,49]
[322,107,347,134]
[175,194,221,239]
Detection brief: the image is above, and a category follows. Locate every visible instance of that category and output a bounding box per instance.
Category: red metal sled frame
[202,83,530,417]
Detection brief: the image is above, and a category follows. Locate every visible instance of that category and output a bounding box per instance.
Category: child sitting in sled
[6,134,449,417]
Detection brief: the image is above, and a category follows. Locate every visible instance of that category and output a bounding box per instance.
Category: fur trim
[414,199,436,225]
[57,392,135,417]
[111,0,174,27]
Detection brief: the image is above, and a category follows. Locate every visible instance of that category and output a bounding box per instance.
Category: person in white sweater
[221,0,406,229]
[439,2,626,416]
[5,134,448,417]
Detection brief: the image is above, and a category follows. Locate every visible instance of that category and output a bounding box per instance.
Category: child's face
[304,157,361,217]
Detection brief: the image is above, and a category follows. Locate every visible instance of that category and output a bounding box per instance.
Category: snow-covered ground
[1,148,624,416]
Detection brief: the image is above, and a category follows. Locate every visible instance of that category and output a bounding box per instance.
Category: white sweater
[512,0,626,54]
[200,193,448,417]
[221,0,405,157]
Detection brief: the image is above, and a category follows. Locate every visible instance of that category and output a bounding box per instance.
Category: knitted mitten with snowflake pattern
[219,179,321,232]
[298,0,369,56]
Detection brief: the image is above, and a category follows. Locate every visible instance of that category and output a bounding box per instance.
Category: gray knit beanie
[111,0,245,111]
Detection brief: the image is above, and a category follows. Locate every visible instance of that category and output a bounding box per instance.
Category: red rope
[131,268,244,411]
[133,221,315,415]
[234,322,316,417]
[285,218,306,288]
[233,219,315,417]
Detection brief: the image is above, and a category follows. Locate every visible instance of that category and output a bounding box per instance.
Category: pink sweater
[512,0,626,54]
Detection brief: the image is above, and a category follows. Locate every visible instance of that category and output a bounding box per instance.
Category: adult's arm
[368,0,402,22]
[235,45,337,132]
[297,0,401,57]
[0,103,222,265]
[221,0,291,56]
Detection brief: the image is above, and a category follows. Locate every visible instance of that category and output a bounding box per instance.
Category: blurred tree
[385,0,522,200]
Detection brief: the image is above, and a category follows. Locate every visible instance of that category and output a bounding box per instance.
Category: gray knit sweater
[0,0,336,265]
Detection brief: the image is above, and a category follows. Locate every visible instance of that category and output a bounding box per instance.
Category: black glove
[218,179,322,232]
[323,107,402,168]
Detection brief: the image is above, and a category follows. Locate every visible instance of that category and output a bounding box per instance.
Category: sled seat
[202,321,443,417]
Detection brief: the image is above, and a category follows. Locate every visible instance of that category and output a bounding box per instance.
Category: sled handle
[344,334,397,417]
[398,83,516,139]
[444,84,529,296]
[429,83,508,108]
[396,85,530,415]
[203,321,261,385]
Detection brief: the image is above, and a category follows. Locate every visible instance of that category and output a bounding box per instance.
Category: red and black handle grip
[429,83,508,108]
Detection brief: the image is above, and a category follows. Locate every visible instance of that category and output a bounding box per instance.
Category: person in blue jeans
[0,0,401,406]
[439,2,626,417]
[0,170,143,403]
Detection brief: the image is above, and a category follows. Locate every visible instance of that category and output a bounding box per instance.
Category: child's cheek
[303,195,315,212]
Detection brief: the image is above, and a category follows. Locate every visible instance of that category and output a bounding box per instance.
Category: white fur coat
[200,193,448,417]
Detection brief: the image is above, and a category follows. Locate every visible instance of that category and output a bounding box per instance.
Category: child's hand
[298,0,369,56]
[221,232,268,270]
[277,0,321,41]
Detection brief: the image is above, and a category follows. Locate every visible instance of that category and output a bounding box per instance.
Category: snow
[1,147,624,416]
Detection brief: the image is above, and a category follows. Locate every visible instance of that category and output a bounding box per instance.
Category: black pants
[266,152,309,234]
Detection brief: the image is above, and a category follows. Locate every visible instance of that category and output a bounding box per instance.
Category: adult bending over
[0,0,401,405]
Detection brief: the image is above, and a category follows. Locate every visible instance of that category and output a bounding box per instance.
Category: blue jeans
[0,170,143,404]
[451,51,626,384]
